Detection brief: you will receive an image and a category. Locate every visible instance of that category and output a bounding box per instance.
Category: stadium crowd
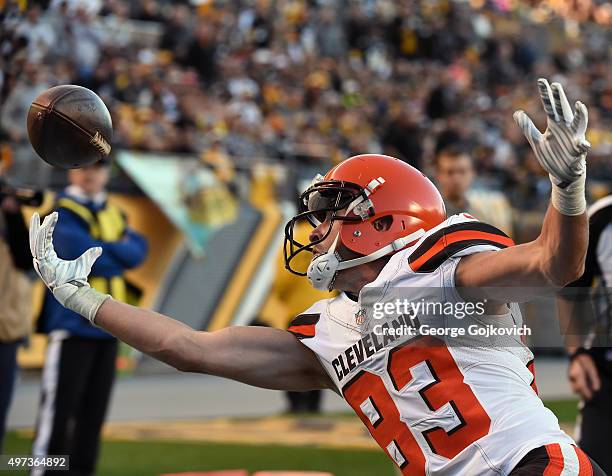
[0,0,611,466]
[0,0,610,208]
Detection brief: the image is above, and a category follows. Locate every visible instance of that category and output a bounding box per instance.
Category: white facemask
[307,227,426,291]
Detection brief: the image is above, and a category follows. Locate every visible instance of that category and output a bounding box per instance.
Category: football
[27,85,113,169]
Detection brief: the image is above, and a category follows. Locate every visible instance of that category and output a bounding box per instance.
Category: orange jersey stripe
[288,324,316,337]
[574,446,594,476]
[544,443,564,476]
[410,230,515,272]
[527,361,539,395]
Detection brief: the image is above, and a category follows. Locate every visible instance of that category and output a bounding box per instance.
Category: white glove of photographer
[30,212,110,323]
[514,79,589,216]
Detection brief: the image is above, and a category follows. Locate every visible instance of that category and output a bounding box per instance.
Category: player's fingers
[81,246,102,267]
[32,261,45,282]
[40,212,58,256]
[79,247,102,277]
[577,139,591,154]
[569,156,586,177]
[537,78,558,122]
[570,368,592,400]
[579,386,592,401]
[35,215,52,259]
[580,357,601,393]
[551,82,574,124]
[571,101,589,136]
[30,212,40,231]
[29,213,41,257]
[569,361,591,398]
[513,110,542,144]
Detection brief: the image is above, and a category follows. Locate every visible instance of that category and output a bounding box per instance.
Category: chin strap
[337,229,426,269]
[307,228,426,291]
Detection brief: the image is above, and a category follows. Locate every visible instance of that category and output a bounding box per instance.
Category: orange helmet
[284,154,446,290]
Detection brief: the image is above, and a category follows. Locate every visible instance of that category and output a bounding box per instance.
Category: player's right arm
[455,79,590,302]
[97,299,332,391]
[29,212,333,392]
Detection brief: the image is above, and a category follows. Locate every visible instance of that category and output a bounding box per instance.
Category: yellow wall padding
[208,203,281,332]
[107,195,183,309]
[259,220,336,329]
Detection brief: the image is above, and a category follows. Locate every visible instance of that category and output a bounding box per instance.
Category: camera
[0,178,44,207]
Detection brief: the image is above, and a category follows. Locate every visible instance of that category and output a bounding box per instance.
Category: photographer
[0,170,36,452]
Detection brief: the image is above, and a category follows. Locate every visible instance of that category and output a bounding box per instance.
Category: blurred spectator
[183,21,218,86]
[99,2,133,50]
[133,0,163,23]
[315,6,347,59]
[381,107,423,169]
[0,164,33,452]
[0,62,52,183]
[238,0,273,49]
[70,7,106,83]
[49,0,102,16]
[0,63,48,143]
[159,4,192,55]
[426,71,462,120]
[435,144,478,217]
[32,158,148,475]
[435,144,513,234]
[0,0,608,219]
[14,5,56,63]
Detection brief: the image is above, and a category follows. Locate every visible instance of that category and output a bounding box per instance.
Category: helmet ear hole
[372,215,393,232]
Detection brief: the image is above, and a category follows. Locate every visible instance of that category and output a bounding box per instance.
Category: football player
[30,79,604,475]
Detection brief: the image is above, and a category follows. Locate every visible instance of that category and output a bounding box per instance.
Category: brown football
[27,85,113,169]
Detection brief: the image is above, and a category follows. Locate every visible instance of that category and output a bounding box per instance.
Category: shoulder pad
[408,214,514,273]
[287,299,330,339]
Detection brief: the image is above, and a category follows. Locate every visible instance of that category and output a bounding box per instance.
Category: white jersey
[289,214,574,475]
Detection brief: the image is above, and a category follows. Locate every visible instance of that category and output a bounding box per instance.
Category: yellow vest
[56,197,128,302]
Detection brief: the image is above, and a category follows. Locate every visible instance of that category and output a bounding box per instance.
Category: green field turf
[543,399,579,423]
[2,399,579,476]
[2,433,394,476]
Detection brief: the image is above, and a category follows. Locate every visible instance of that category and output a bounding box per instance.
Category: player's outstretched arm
[456,79,589,301]
[96,300,332,391]
[30,212,333,392]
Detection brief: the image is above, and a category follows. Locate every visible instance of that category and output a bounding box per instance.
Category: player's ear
[373,215,393,232]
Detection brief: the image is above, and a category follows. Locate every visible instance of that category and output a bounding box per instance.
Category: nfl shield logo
[355,308,366,326]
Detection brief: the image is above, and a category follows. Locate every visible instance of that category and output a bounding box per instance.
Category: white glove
[514,78,590,215]
[30,212,110,323]
[514,78,590,186]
